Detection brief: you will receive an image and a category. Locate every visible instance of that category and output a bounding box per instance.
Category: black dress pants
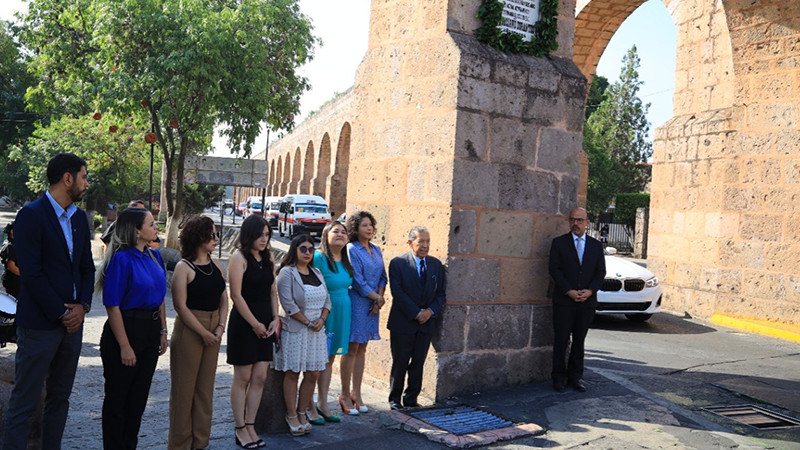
[100,315,161,450]
[551,302,595,383]
[389,330,432,406]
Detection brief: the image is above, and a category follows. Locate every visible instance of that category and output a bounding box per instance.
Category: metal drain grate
[408,405,514,435]
[703,404,800,429]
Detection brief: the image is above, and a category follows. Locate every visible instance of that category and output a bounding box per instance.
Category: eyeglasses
[298,246,315,254]
[568,218,586,223]
[209,232,220,240]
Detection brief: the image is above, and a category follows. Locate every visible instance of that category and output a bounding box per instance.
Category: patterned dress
[272,278,329,372]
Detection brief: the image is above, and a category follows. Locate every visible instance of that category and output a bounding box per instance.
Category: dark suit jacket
[14,195,95,330]
[548,232,606,308]
[387,252,446,334]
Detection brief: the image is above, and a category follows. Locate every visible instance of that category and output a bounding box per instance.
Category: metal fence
[590,222,633,253]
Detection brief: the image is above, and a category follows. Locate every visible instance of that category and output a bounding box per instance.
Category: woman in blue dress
[304,221,353,423]
[340,211,386,414]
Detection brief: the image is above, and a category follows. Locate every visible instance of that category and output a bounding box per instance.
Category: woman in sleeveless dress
[303,220,352,423]
[168,216,228,449]
[273,235,331,436]
[227,215,280,449]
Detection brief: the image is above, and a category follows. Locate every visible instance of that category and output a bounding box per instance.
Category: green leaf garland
[475,0,559,56]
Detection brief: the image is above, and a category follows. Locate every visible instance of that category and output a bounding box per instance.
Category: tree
[584,75,608,120]
[584,46,653,217]
[19,0,317,246]
[9,114,160,211]
[0,21,40,200]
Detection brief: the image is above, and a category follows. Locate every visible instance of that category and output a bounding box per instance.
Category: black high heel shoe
[235,424,258,449]
[245,422,266,447]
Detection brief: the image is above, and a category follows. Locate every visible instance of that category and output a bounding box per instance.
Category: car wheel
[625,313,652,322]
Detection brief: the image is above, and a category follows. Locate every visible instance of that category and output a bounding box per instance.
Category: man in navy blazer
[548,207,605,393]
[3,153,95,450]
[387,226,446,410]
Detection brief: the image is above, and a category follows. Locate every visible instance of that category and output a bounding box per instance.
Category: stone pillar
[647,1,800,325]
[346,0,584,399]
[634,207,649,259]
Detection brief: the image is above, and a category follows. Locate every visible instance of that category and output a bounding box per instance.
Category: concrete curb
[711,313,800,344]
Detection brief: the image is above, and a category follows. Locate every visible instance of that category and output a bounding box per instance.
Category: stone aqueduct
[236,0,800,399]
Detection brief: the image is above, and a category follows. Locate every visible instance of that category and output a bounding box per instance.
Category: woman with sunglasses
[273,235,331,436]
[168,216,229,449]
[227,215,280,449]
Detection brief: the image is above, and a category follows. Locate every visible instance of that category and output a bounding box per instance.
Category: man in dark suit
[548,207,605,393]
[387,226,446,410]
[3,153,95,450]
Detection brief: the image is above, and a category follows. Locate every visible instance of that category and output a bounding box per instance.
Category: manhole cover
[409,405,514,435]
[703,404,800,429]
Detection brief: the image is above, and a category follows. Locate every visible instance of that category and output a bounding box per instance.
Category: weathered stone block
[740,214,782,241]
[505,348,551,385]
[466,304,533,351]
[454,111,489,162]
[451,160,499,208]
[489,117,538,167]
[719,239,764,269]
[742,270,785,300]
[446,257,500,302]
[533,214,568,259]
[497,165,559,213]
[537,128,581,175]
[436,352,507,398]
[429,160,455,203]
[449,209,477,254]
[477,211,533,258]
[433,304,467,353]
[499,258,549,302]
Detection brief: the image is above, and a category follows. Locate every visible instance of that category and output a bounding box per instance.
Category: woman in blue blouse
[96,207,168,449]
[340,211,387,414]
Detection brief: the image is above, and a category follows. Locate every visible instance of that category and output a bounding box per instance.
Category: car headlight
[645,277,659,288]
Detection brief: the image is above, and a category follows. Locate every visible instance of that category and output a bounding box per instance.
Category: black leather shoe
[552,380,566,392]
[569,379,587,392]
[403,401,420,408]
[390,401,404,411]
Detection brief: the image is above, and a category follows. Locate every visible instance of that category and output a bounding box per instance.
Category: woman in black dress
[227,215,280,449]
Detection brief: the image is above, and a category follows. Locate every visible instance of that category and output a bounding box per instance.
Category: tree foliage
[9,114,161,211]
[584,75,608,120]
[614,193,650,228]
[19,0,317,245]
[182,183,225,217]
[584,46,652,217]
[0,21,40,200]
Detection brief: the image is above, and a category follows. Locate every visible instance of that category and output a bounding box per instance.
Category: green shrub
[615,193,650,227]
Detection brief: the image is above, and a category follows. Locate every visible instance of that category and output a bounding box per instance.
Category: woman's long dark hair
[95,207,149,292]
[278,234,315,273]
[238,215,273,272]
[346,211,376,243]
[318,221,353,276]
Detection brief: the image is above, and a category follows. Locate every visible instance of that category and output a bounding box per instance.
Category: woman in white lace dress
[273,235,331,436]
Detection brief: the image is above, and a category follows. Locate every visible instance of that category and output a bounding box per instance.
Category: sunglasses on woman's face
[208,232,220,240]
[298,245,315,254]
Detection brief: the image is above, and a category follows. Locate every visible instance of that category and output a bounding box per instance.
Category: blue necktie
[420,258,427,283]
[576,237,584,265]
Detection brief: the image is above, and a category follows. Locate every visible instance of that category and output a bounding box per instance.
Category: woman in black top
[169,216,229,449]
[227,215,280,449]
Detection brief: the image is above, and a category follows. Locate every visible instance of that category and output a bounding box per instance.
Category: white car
[596,251,662,322]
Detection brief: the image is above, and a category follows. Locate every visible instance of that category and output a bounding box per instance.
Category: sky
[1,0,676,156]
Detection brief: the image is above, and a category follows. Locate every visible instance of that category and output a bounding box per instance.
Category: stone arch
[269,160,276,196]
[290,147,302,194]
[574,0,734,114]
[280,153,291,197]
[327,122,350,217]
[312,133,332,198]
[300,141,314,194]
